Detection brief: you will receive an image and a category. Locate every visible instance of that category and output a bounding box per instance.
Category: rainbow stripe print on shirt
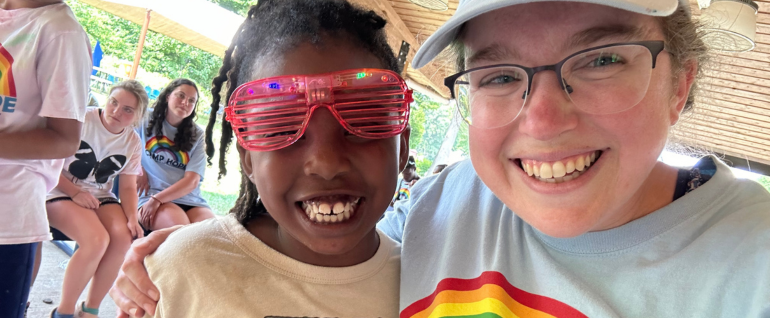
[401,271,587,318]
[145,136,189,165]
[0,44,16,98]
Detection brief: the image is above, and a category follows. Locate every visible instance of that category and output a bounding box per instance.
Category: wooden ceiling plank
[672,130,770,160]
[700,87,770,110]
[351,0,450,97]
[680,119,770,145]
[697,97,770,119]
[678,124,770,150]
[692,105,770,130]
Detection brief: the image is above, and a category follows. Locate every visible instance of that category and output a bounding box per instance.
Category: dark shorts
[0,242,38,318]
[46,196,121,207]
[139,202,204,237]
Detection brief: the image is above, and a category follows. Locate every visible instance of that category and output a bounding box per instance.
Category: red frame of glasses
[226,68,413,151]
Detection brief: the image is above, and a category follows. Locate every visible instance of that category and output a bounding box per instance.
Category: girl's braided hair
[205,0,401,223]
[147,78,200,152]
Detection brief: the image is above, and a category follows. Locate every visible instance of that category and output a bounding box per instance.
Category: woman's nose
[517,72,578,140]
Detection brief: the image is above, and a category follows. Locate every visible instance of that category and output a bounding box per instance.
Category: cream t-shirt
[145,214,400,317]
[0,3,91,244]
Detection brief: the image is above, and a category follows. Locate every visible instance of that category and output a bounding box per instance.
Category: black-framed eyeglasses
[444,41,665,129]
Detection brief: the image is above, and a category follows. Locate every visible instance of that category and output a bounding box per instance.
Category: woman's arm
[0,118,82,159]
[138,172,201,228]
[151,171,201,204]
[119,174,144,239]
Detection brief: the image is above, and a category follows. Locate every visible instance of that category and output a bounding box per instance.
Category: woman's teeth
[301,197,360,224]
[521,151,600,183]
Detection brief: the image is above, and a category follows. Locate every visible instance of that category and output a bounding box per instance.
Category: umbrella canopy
[78,0,243,57]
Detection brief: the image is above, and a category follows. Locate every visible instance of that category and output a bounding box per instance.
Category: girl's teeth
[319,203,331,215]
[333,202,344,214]
[302,197,361,224]
[533,164,540,177]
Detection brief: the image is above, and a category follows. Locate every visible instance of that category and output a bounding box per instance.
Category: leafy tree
[759,176,770,193]
[407,92,456,174]
[67,0,225,97]
[206,0,253,16]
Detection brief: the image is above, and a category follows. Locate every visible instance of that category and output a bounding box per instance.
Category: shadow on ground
[27,241,118,318]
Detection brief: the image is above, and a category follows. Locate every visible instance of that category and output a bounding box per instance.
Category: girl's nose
[302,107,352,180]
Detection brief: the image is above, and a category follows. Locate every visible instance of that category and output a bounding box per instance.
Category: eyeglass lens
[453,44,655,128]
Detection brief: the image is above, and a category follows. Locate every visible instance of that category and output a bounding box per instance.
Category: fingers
[119,238,169,316]
[110,281,147,317]
[127,222,138,239]
[136,223,145,239]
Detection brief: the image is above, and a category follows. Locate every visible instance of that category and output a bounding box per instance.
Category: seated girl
[129,1,411,316]
[135,79,214,233]
[46,80,147,318]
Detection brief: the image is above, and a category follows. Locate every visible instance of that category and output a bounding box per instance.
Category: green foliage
[205,0,253,16]
[409,92,452,165]
[759,176,770,193]
[407,92,470,175]
[415,158,432,176]
[453,115,470,156]
[66,0,223,95]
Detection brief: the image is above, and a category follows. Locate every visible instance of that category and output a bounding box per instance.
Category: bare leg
[84,203,133,312]
[186,206,215,223]
[46,201,109,315]
[150,203,190,231]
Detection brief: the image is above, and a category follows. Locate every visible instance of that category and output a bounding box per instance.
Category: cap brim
[412,0,686,69]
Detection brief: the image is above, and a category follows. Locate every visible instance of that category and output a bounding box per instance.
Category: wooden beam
[130,9,152,79]
[350,0,451,98]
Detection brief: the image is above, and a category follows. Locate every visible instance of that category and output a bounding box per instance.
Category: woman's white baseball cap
[412,0,690,68]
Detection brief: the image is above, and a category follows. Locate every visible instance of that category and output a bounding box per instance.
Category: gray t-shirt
[379,156,770,317]
[136,118,208,208]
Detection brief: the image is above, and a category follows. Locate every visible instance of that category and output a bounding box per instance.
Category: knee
[81,227,110,255]
[107,226,133,251]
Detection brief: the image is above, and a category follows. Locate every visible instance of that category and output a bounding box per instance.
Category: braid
[205,0,400,224]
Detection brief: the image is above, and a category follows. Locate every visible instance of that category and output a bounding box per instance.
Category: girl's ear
[237,143,255,183]
[398,126,411,173]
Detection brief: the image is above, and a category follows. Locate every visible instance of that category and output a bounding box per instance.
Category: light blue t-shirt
[379,156,770,317]
[136,118,208,208]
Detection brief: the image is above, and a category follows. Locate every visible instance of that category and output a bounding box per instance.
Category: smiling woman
[135,78,214,234]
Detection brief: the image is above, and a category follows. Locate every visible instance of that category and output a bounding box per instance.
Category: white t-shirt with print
[0,3,91,244]
[48,107,143,200]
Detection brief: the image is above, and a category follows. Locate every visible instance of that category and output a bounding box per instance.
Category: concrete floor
[27,241,118,318]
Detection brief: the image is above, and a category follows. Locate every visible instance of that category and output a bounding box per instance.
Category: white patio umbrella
[78,0,244,78]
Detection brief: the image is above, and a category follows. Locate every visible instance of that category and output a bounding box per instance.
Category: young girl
[135,79,214,232]
[46,80,148,318]
[0,1,90,317]
[127,0,411,317]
